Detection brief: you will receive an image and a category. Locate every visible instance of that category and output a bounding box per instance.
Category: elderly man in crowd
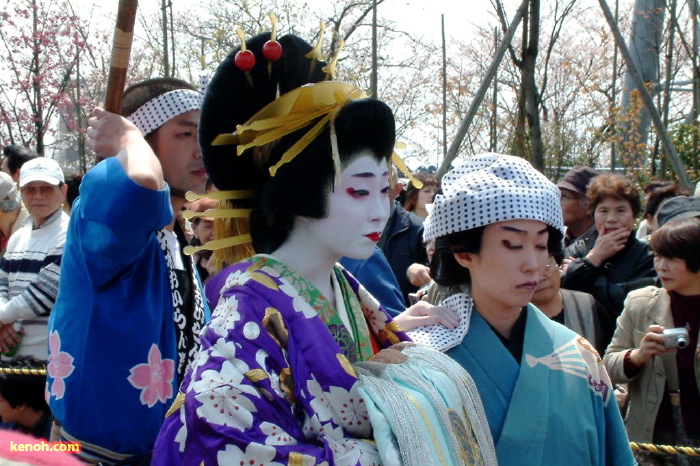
[0,158,69,360]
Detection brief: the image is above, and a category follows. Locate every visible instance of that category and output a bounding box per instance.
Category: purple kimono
[153,254,410,465]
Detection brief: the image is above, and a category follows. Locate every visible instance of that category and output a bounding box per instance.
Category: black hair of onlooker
[643,179,674,195]
[0,356,49,412]
[64,172,83,210]
[650,217,700,273]
[430,225,563,287]
[644,183,684,218]
[2,145,38,177]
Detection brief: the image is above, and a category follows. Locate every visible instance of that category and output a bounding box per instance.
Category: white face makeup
[303,154,390,261]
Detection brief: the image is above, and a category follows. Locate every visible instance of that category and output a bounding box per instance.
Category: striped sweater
[0,209,69,360]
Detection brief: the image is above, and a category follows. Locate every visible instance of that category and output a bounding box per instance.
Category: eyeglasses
[21,185,58,196]
[560,191,583,201]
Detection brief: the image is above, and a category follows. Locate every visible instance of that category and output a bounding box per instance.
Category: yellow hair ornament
[185,190,258,202]
[305,22,326,63]
[268,12,278,42]
[184,234,253,255]
[391,143,424,189]
[212,81,367,177]
[0,366,46,376]
[182,208,253,220]
[322,38,345,80]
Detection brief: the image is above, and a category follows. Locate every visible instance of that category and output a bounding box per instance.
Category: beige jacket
[603,286,700,442]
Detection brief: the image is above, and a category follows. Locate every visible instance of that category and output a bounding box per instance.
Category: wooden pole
[371,0,378,99]
[104,0,139,114]
[610,0,619,170]
[441,14,447,160]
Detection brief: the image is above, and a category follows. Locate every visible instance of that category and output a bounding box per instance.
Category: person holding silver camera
[604,215,700,465]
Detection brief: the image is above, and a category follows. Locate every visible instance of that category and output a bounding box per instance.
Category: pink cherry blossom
[47,331,75,400]
[128,344,175,408]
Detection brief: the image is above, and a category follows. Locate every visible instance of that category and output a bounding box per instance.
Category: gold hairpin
[185,190,258,202]
[306,21,327,63]
[0,366,47,376]
[182,208,253,220]
[322,38,345,80]
[183,235,253,255]
[391,142,424,189]
[212,81,366,177]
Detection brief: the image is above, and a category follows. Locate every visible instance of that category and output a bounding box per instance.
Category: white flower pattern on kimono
[222,269,251,293]
[259,421,297,445]
[297,454,328,466]
[306,377,333,424]
[211,337,247,371]
[216,442,284,466]
[279,280,316,318]
[193,360,259,430]
[209,295,241,338]
[328,385,370,435]
[325,437,363,466]
[364,305,389,331]
[174,397,188,452]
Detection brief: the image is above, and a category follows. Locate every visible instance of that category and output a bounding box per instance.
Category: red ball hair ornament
[262,12,283,62]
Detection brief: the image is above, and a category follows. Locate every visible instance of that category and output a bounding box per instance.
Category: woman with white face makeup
[562,173,656,324]
[409,153,635,466]
[152,32,495,466]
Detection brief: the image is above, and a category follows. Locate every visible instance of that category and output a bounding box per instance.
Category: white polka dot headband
[423,152,564,242]
[127,89,203,136]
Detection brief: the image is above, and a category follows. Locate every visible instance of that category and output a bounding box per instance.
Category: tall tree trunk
[490,28,499,153]
[514,2,530,159]
[524,0,544,171]
[659,0,677,179]
[619,0,665,165]
[31,0,44,156]
[611,0,620,170]
[161,0,170,78]
[688,0,699,177]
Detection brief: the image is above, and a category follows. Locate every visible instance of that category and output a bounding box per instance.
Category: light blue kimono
[430,303,635,465]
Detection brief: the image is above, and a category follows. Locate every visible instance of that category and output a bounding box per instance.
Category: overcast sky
[85,0,515,46]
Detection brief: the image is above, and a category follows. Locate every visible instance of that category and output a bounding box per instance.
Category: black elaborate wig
[199,32,396,259]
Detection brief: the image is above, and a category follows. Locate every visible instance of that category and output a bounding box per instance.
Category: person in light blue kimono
[409,153,635,466]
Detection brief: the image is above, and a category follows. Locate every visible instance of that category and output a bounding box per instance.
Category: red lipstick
[365,232,381,242]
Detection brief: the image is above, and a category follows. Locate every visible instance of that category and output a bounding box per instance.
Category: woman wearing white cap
[410,153,634,465]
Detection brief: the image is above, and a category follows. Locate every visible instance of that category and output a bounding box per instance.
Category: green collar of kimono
[254,255,373,363]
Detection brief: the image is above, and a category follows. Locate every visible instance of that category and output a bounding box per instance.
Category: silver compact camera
[663,327,689,349]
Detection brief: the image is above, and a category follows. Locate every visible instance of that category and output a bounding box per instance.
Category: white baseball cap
[19,157,65,188]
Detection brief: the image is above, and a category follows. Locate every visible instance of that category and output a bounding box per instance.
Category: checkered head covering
[127,89,202,136]
[423,153,564,242]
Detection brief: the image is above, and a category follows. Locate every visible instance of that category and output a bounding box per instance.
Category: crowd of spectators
[1,62,699,466]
